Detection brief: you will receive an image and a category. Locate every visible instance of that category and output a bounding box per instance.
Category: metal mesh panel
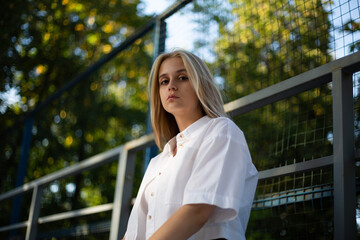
[227,84,333,237]
[248,169,333,239]
[166,0,359,98]
[327,0,360,58]
[232,85,333,171]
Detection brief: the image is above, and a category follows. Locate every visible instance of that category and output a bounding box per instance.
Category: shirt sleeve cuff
[182,191,239,223]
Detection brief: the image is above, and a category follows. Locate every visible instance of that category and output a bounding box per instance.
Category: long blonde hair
[149,49,226,149]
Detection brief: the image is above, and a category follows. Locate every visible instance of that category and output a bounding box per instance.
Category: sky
[140,0,209,54]
[141,0,173,15]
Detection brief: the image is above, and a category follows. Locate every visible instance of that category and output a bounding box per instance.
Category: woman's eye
[179,76,188,81]
[160,79,169,85]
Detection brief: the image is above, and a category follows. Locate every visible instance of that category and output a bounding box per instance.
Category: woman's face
[158,57,202,119]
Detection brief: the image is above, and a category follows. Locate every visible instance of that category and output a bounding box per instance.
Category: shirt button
[151,192,154,197]
[179,144,183,147]
[158,172,162,175]
[179,134,184,138]
[148,215,152,220]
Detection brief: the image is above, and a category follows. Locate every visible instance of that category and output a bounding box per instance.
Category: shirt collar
[177,115,211,141]
[164,115,211,156]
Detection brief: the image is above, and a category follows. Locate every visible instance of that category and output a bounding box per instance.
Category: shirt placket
[145,158,170,239]
[177,132,188,150]
[145,133,188,239]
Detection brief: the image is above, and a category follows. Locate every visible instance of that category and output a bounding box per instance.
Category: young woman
[124,50,258,240]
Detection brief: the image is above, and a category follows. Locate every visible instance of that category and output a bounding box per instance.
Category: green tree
[0,0,154,235]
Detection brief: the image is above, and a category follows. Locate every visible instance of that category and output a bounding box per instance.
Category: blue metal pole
[144,18,167,171]
[10,116,34,230]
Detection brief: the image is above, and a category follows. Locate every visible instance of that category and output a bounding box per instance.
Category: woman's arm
[149,204,216,240]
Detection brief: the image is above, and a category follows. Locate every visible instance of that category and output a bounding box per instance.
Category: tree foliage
[193,0,334,166]
[192,0,335,238]
[0,0,154,232]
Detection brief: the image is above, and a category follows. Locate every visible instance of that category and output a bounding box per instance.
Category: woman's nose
[168,79,177,90]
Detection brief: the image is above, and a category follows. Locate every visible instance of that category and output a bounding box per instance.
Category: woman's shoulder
[205,116,245,139]
[208,116,243,132]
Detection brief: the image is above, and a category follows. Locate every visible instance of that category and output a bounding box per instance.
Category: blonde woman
[124,49,258,240]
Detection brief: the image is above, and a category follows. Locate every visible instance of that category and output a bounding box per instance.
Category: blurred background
[0,0,359,239]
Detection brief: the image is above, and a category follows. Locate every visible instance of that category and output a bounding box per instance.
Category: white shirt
[125,116,258,240]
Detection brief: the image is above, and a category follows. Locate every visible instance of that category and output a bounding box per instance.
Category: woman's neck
[175,113,204,132]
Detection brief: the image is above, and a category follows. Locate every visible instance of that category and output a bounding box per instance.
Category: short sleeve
[182,120,255,223]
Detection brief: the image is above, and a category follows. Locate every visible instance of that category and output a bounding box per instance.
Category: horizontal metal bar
[38,203,113,224]
[126,133,155,152]
[0,221,28,232]
[258,155,333,180]
[254,185,332,204]
[39,220,111,238]
[253,185,333,210]
[0,146,123,202]
[0,203,114,233]
[224,51,360,116]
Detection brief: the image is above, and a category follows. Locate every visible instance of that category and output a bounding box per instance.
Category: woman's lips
[167,94,179,100]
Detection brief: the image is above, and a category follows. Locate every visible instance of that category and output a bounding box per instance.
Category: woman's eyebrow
[158,73,167,79]
[159,69,187,79]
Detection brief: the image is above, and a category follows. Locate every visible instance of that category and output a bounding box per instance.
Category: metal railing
[0,50,359,240]
[0,134,154,240]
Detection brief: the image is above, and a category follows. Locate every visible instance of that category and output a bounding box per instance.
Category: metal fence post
[332,68,356,239]
[144,17,167,171]
[25,185,43,240]
[10,115,34,237]
[109,147,137,240]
